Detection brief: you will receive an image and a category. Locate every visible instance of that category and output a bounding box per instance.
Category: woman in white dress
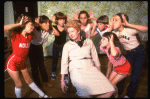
[61,20,115,98]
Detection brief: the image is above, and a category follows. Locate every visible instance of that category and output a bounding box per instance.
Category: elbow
[141,26,148,33]
[143,28,148,33]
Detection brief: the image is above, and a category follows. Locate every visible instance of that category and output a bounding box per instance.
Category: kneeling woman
[61,20,115,98]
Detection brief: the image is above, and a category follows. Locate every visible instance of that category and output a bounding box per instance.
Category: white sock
[28,82,48,98]
[15,87,22,98]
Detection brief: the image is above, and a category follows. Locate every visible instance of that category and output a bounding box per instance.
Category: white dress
[61,39,114,97]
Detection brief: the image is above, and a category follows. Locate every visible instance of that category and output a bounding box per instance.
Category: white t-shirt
[84,24,91,33]
[113,28,139,50]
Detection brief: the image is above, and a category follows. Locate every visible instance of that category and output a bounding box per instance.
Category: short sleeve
[9,31,17,41]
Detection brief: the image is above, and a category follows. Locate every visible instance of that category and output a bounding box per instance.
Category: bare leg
[96,71,117,98]
[97,71,127,98]
[21,69,48,98]
[21,69,33,85]
[106,62,113,78]
[7,70,22,88]
[7,69,22,98]
[109,70,118,82]
[96,91,114,98]
[109,71,127,98]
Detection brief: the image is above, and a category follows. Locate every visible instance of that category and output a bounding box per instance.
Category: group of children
[4,10,148,98]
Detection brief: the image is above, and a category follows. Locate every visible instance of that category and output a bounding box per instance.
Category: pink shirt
[101,47,126,67]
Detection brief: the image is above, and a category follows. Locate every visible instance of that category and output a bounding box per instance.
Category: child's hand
[122,14,129,26]
[73,11,79,20]
[35,17,40,24]
[19,15,29,26]
[89,10,94,19]
[110,34,114,43]
[108,17,114,29]
[61,80,68,94]
[65,14,69,21]
[93,19,97,27]
[51,15,56,23]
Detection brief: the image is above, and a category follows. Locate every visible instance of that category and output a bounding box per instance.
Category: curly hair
[64,20,81,33]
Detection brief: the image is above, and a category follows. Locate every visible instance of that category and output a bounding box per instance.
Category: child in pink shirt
[100,32,131,98]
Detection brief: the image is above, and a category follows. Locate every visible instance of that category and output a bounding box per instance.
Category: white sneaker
[124,95,129,98]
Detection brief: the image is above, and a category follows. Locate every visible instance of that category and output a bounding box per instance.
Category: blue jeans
[117,44,146,98]
[51,44,63,73]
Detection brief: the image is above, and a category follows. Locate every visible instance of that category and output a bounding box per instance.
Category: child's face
[113,15,123,30]
[97,23,107,31]
[79,13,88,26]
[40,20,50,31]
[67,27,80,41]
[100,36,109,47]
[25,22,34,33]
[58,19,65,27]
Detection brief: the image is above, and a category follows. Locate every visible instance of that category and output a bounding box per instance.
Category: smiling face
[67,27,80,41]
[79,13,88,26]
[24,22,34,33]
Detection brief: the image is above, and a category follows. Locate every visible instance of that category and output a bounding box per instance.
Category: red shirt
[10,32,33,59]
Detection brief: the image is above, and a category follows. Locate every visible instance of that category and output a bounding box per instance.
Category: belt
[68,57,92,63]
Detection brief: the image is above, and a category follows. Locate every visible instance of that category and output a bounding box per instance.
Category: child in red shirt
[5,32,32,71]
[4,14,49,98]
[100,32,131,98]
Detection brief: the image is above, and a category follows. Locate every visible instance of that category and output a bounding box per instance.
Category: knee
[111,83,118,91]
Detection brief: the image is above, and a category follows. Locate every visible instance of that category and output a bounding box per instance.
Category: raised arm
[34,17,40,27]
[107,17,114,32]
[89,10,97,20]
[4,23,21,37]
[110,34,118,56]
[90,19,98,37]
[122,14,148,33]
[69,11,79,21]
[50,15,56,23]
[52,26,60,36]
[4,15,29,37]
